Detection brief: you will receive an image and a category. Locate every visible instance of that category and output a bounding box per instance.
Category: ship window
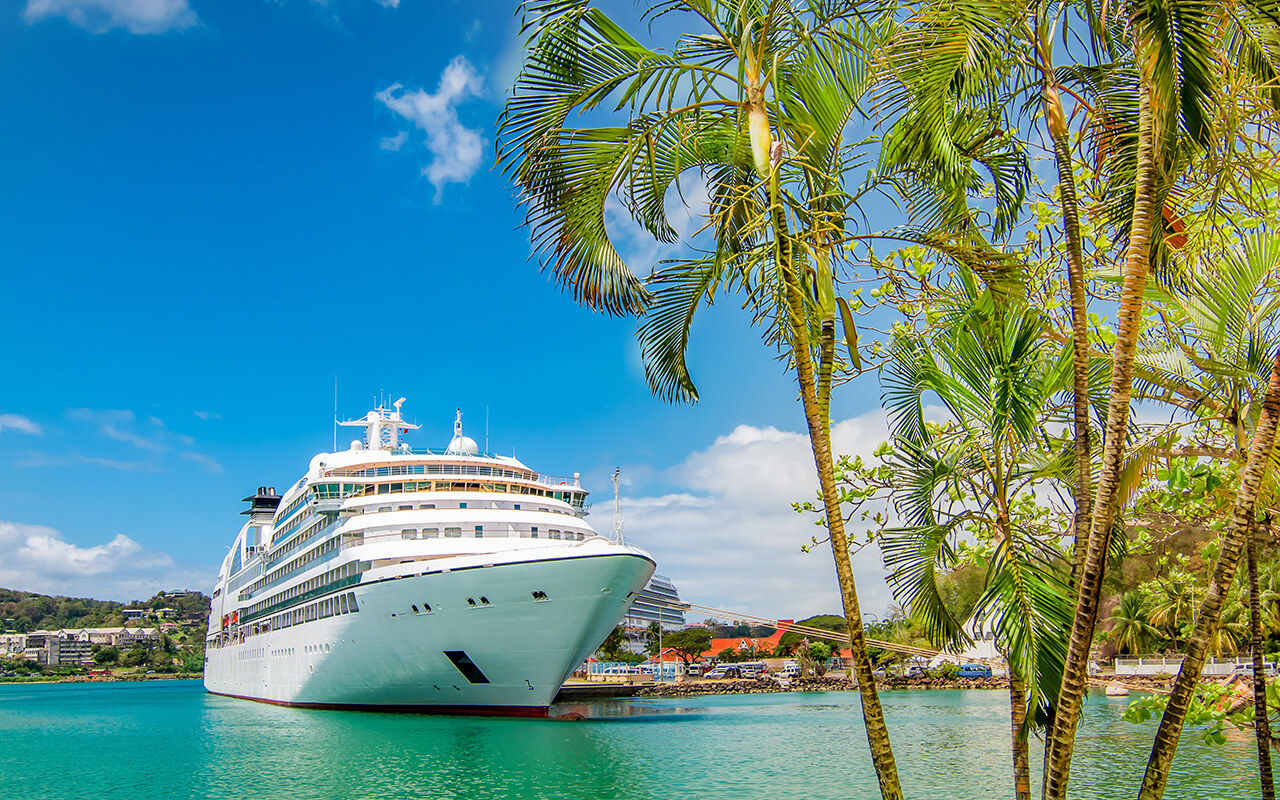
[377,485,389,495]
[339,595,349,614]
[531,591,549,601]
[474,526,483,538]
[423,528,439,538]
[401,529,417,540]
[411,604,419,614]
[443,650,489,684]
[467,598,476,607]
[390,483,403,492]
[479,596,490,606]
[422,603,432,613]
[513,504,520,510]
[531,527,538,538]
[379,506,391,513]
[347,592,359,612]
[444,527,461,538]
[550,530,561,539]
[459,502,467,509]
[399,505,412,511]
[419,504,435,509]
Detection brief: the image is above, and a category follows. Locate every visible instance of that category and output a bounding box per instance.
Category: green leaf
[838,297,862,372]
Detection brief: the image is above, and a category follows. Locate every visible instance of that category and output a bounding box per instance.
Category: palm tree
[1109,592,1159,655]
[496,3,904,795]
[1042,0,1280,789]
[1138,347,1280,799]
[1131,231,1280,797]
[1146,580,1196,647]
[878,272,1073,800]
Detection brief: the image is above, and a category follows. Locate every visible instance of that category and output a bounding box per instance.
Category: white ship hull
[206,549,654,716]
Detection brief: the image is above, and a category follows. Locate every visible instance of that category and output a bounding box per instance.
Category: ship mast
[612,467,624,545]
[337,396,420,451]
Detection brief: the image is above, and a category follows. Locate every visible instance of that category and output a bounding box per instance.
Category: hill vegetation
[0,588,209,632]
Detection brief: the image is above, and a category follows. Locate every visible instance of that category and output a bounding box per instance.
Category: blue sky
[0,0,894,617]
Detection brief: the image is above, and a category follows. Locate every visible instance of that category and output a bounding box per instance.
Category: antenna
[612,468,624,545]
[485,406,489,454]
[332,376,338,452]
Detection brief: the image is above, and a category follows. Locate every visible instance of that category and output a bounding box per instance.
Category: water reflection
[192,694,641,800]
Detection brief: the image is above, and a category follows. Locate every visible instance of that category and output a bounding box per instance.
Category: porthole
[411,604,419,614]
[480,596,490,606]
[467,598,477,607]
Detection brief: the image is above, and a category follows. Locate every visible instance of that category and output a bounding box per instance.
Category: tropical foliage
[498,0,1280,797]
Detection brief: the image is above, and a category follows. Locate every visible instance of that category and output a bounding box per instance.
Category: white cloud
[377,56,485,203]
[618,410,895,621]
[193,410,221,421]
[603,172,712,276]
[464,18,481,42]
[0,414,41,436]
[16,451,155,471]
[23,0,198,34]
[375,0,399,7]
[69,408,167,452]
[18,409,219,473]
[180,451,223,473]
[380,130,408,152]
[0,521,212,601]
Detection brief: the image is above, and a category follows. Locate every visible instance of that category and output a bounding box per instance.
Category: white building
[926,614,1009,676]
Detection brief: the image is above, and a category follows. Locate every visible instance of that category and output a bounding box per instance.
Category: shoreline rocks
[633,673,1178,698]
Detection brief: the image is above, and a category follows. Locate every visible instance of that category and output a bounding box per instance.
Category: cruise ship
[204,400,656,716]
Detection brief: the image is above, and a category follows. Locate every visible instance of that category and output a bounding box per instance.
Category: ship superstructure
[204,400,655,715]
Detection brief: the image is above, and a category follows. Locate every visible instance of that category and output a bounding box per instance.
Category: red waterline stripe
[207,690,549,718]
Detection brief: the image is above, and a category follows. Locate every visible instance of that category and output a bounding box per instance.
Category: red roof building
[705,620,794,658]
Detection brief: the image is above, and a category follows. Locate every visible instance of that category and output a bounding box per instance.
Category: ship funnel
[241,486,282,519]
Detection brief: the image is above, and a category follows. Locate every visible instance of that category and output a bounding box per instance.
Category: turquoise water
[0,681,1259,799]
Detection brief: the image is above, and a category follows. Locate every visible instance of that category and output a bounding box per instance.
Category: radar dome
[446,435,479,455]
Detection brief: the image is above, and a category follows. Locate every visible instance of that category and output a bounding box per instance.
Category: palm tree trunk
[1137,347,1280,800]
[1250,518,1276,800]
[1044,87,1159,800]
[1010,669,1032,800]
[769,182,903,800]
[1043,84,1093,591]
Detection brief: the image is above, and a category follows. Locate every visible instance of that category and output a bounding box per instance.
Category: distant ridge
[0,587,209,632]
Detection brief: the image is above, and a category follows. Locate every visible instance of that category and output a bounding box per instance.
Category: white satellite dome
[444,408,479,454]
[446,434,479,455]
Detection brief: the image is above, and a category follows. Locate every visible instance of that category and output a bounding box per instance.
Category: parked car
[906,666,929,678]
[957,664,992,678]
[686,663,704,677]
[738,662,765,679]
[705,665,741,679]
[780,662,802,678]
[1232,663,1279,677]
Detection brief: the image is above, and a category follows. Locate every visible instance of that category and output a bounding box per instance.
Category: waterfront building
[61,627,162,648]
[3,628,162,666]
[41,638,95,667]
[0,633,27,655]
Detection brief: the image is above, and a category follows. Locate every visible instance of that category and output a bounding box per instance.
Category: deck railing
[324,460,581,489]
